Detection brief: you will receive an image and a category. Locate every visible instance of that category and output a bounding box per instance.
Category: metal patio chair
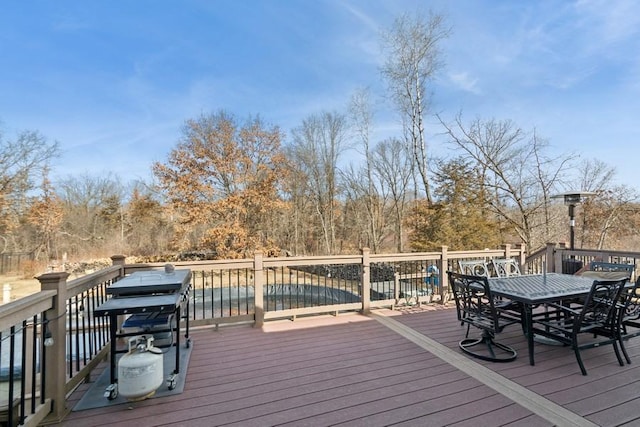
[447,271,519,362]
[531,278,628,375]
[590,261,634,274]
[491,258,522,277]
[458,260,491,277]
[615,277,640,364]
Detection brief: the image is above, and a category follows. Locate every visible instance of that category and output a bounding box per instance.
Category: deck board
[57,305,640,426]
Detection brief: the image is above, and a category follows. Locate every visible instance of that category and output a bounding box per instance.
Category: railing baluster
[8,325,16,427]
[31,315,38,412]
[19,320,27,424]
[66,299,73,379]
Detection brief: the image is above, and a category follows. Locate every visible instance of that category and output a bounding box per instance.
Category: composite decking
[56,304,640,427]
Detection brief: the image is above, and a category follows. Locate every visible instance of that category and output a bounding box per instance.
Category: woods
[2,103,639,268]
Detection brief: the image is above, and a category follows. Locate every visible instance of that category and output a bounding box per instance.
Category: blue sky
[1,0,639,189]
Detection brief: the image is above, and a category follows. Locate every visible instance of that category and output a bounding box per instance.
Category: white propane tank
[118,335,164,400]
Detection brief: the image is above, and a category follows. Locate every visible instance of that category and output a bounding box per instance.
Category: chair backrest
[618,277,640,325]
[590,261,634,274]
[579,278,628,328]
[492,258,522,277]
[447,271,500,332]
[458,260,490,277]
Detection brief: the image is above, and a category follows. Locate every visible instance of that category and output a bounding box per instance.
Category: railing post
[502,244,512,259]
[554,243,564,273]
[393,272,400,302]
[361,248,370,314]
[545,243,556,273]
[516,243,526,270]
[37,271,70,423]
[254,251,264,327]
[440,246,448,304]
[111,254,126,271]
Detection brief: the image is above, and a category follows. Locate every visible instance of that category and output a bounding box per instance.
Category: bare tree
[289,111,349,254]
[371,137,414,252]
[278,157,312,255]
[439,114,573,250]
[27,167,63,262]
[55,173,126,257]
[346,88,387,252]
[574,159,639,250]
[341,163,389,253]
[0,126,59,252]
[380,11,450,204]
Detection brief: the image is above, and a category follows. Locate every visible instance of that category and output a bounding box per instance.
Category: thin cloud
[51,15,92,32]
[575,0,640,46]
[338,2,380,33]
[449,72,481,95]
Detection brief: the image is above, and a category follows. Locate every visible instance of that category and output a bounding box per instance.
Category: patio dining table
[487,273,609,366]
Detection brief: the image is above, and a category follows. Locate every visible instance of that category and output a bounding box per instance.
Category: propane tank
[118,335,164,400]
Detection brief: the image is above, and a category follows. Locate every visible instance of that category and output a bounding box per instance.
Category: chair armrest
[544,301,581,316]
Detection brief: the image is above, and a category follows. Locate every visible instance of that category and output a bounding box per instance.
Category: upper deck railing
[1,243,637,425]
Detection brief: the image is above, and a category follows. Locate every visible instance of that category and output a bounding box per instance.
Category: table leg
[164,305,182,391]
[103,314,119,400]
[524,305,535,365]
[185,295,190,343]
[109,315,117,384]
[174,305,180,374]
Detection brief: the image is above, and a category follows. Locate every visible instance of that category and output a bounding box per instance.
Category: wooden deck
[56,304,640,427]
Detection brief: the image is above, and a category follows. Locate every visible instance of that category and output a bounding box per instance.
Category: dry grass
[0,275,41,303]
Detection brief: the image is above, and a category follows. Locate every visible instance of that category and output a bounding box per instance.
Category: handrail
[525,246,547,265]
[66,265,122,296]
[0,290,55,332]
